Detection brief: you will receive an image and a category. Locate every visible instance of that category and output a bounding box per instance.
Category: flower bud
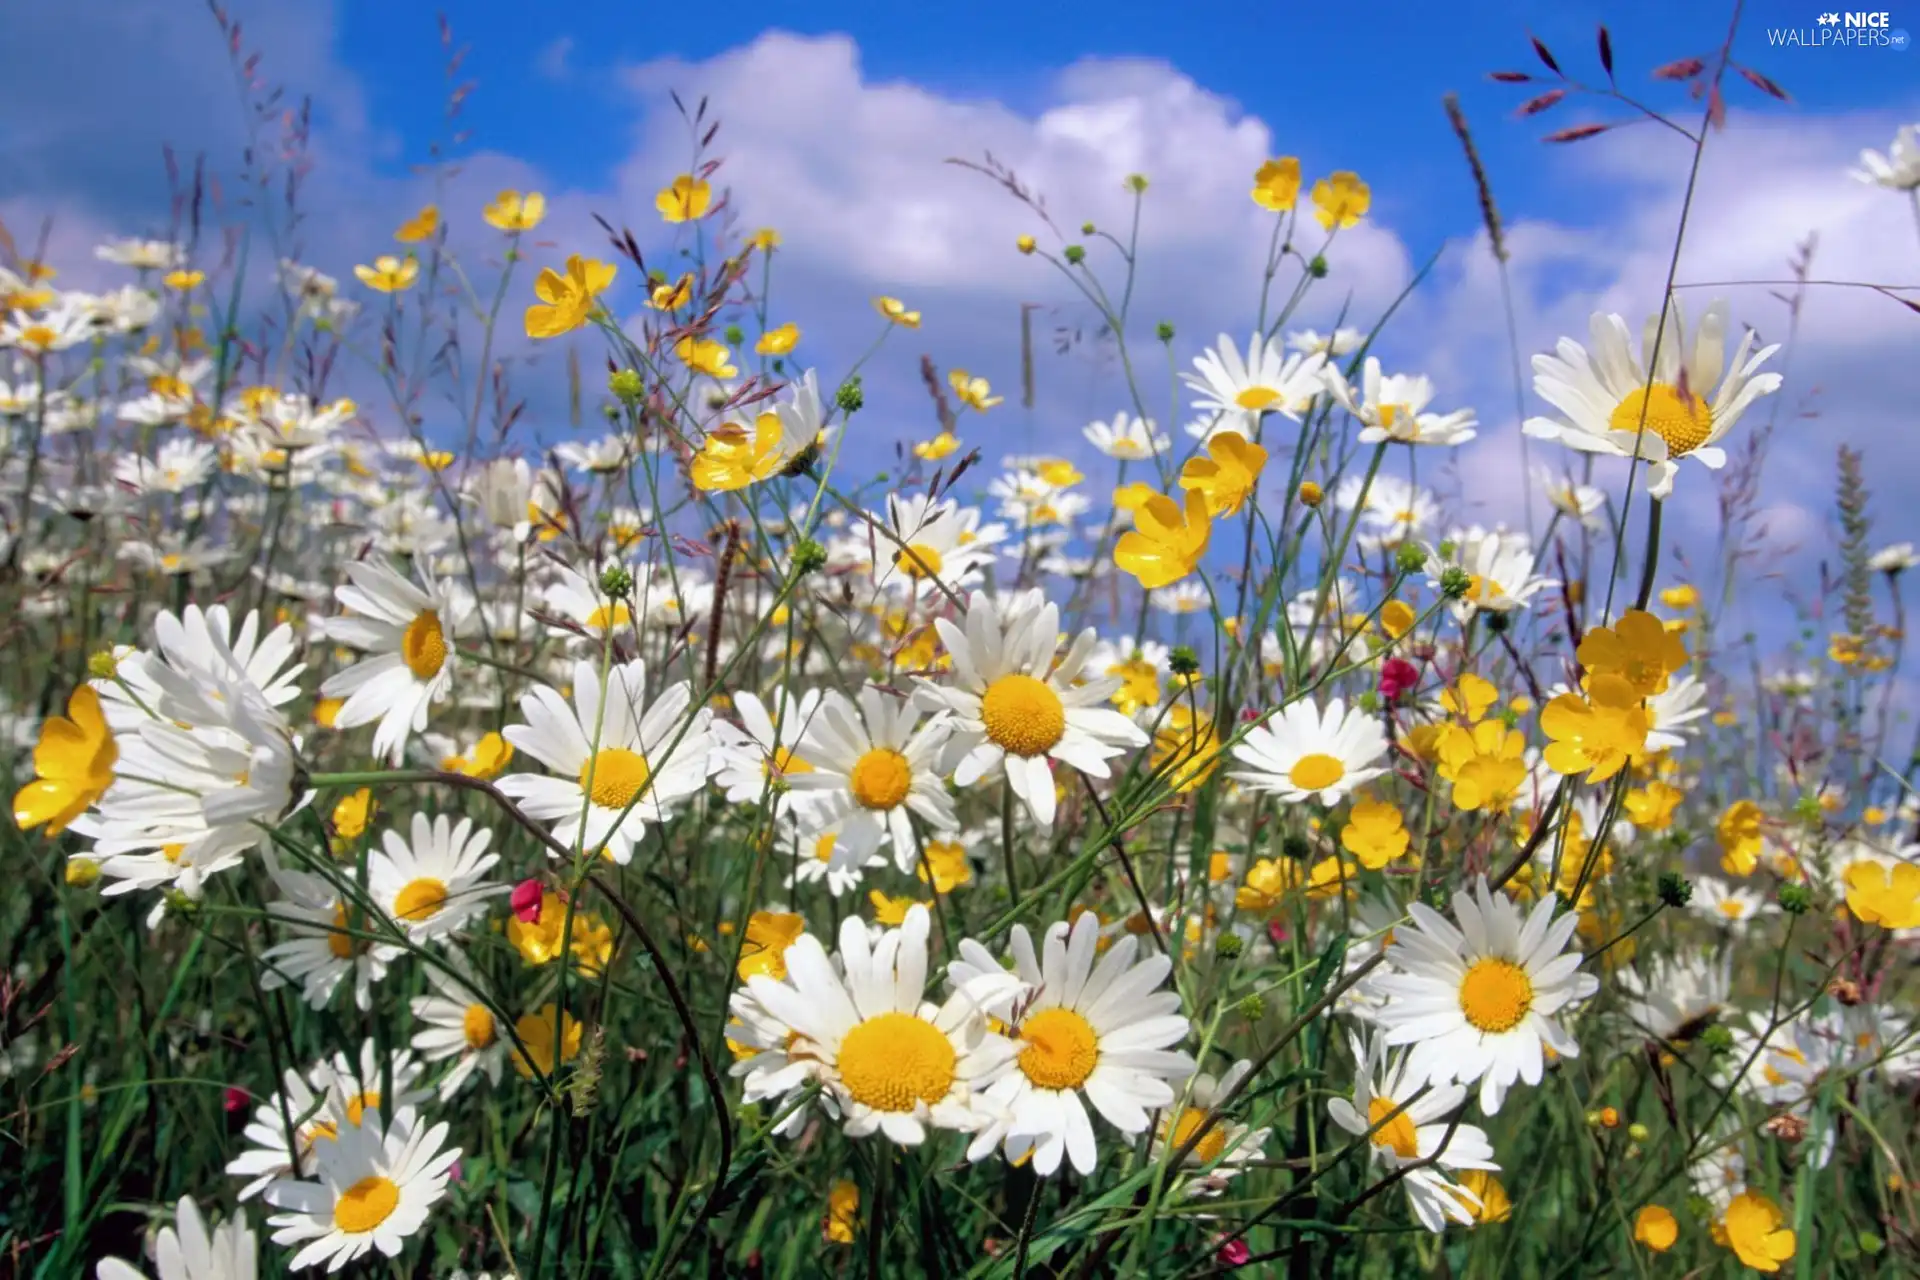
[608,368,644,403]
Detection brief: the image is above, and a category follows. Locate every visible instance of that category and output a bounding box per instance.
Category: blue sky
[3,0,1918,678]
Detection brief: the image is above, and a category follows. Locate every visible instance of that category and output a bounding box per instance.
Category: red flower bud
[512,879,544,924]
[1378,657,1419,702]
[223,1086,250,1114]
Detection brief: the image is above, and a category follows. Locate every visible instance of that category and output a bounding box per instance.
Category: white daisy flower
[1645,674,1708,752]
[782,823,888,897]
[962,910,1195,1177]
[94,1196,256,1280]
[1370,876,1599,1114]
[726,983,824,1137]
[496,657,716,865]
[1523,299,1783,498]
[1149,582,1211,616]
[226,1068,333,1201]
[743,906,1011,1146]
[1150,1059,1272,1196]
[1229,697,1388,805]
[263,1105,460,1273]
[541,561,637,640]
[712,687,824,815]
[1083,411,1169,460]
[1688,878,1778,931]
[1534,466,1608,530]
[96,238,187,270]
[1616,951,1730,1044]
[1183,333,1326,438]
[256,865,402,1012]
[115,439,217,495]
[321,558,476,765]
[866,494,1006,600]
[1288,327,1362,357]
[366,813,503,942]
[789,686,956,872]
[916,589,1148,829]
[1325,357,1477,447]
[1868,541,1920,574]
[1428,527,1556,616]
[1327,1030,1500,1233]
[409,960,507,1099]
[1851,123,1920,190]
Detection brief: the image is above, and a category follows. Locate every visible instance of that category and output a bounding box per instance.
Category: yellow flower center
[765,746,813,781]
[1458,958,1534,1034]
[1017,1007,1099,1090]
[1169,1106,1228,1164]
[342,1089,380,1126]
[463,1003,496,1050]
[849,748,912,811]
[981,674,1067,758]
[1235,386,1281,411]
[1288,752,1346,792]
[401,609,449,680]
[333,1174,400,1234]
[585,603,632,632]
[162,842,187,864]
[813,832,838,864]
[1608,383,1714,456]
[578,747,651,810]
[327,904,363,960]
[893,543,945,579]
[393,877,448,922]
[1717,899,1745,920]
[1367,1095,1421,1159]
[835,1011,957,1112]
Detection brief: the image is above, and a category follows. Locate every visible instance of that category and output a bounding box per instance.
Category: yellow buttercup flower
[674,336,737,378]
[354,255,418,293]
[1577,610,1687,698]
[948,369,1002,412]
[824,1180,859,1245]
[1311,171,1371,230]
[524,255,616,340]
[1016,234,1037,254]
[874,296,920,328]
[394,205,440,243]
[1235,859,1300,914]
[1380,599,1416,639]
[648,274,693,311]
[1843,859,1920,929]
[868,889,926,926]
[918,839,973,894]
[1716,800,1765,876]
[1719,1191,1795,1273]
[914,432,960,461]
[656,174,713,223]
[1658,583,1699,611]
[1633,1204,1678,1252]
[755,322,800,356]
[1540,675,1649,782]
[1113,482,1155,516]
[1251,157,1302,212]
[483,189,546,232]
[508,892,614,976]
[692,412,786,492]
[748,227,781,252]
[331,788,375,841]
[1624,780,1683,832]
[13,685,117,836]
[511,1003,584,1078]
[1437,720,1529,812]
[1150,703,1221,794]
[1452,1171,1511,1224]
[443,731,513,780]
[1115,491,1210,589]
[1178,430,1267,517]
[163,268,205,291]
[1441,672,1499,722]
[1340,798,1409,869]
[736,911,806,981]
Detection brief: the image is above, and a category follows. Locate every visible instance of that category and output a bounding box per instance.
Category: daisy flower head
[1429,527,1556,616]
[1616,951,1730,1045]
[1326,1031,1500,1233]
[869,493,1005,600]
[1325,358,1477,447]
[1688,878,1778,931]
[1851,123,1920,190]
[1228,697,1388,805]
[321,558,476,765]
[1534,465,1608,530]
[963,910,1195,1177]
[1523,299,1782,499]
[256,864,401,1012]
[94,1196,256,1280]
[263,1105,460,1273]
[743,905,1011,1146]
[366,812,503,942]
[1082,411,1169,460]
[1183,333,1326,439]
[496,657,716,865]
[1371,876,1599,1114]
[408,960,507,1099]
[915,589,1148,828]
[789,686,956,873]
[782,821,888,897]
[1151,1059,1272,1196]
[711,686,823,814]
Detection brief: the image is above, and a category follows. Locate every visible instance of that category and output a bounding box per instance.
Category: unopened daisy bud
[1281,833,1312,862]
[1063,245,1086,265]
[1168,645,1200,676]
[723,324,745,345]
[834,375,864,415]
[1308,254,1328,278]
[86,650,119,680]
[1585,1110,1601,1127]
[1016,234,1036,255]
[1236,993,1266,1020]
[599,564,633,599]
[1080,221,1096,235]
[608,368,644,403]
[1439,566,1473,599]
[1859,1231,1884,1255]
[1394,542,1428,574]
[1484,610,1511,634]
[1356,690,1381,713]
[791,538,828,576]
[1297,480,1324,508]
[1628,1122,1651,1142]
[1700,1024,1735,1055]
[1215,932,1244,960]
[1777,882,1812,914]
[1155,321,1175,342]
[162,887,199,918]
[65,857,100,888]
[1125,173,1149,193]
[1657,872,1692,908]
